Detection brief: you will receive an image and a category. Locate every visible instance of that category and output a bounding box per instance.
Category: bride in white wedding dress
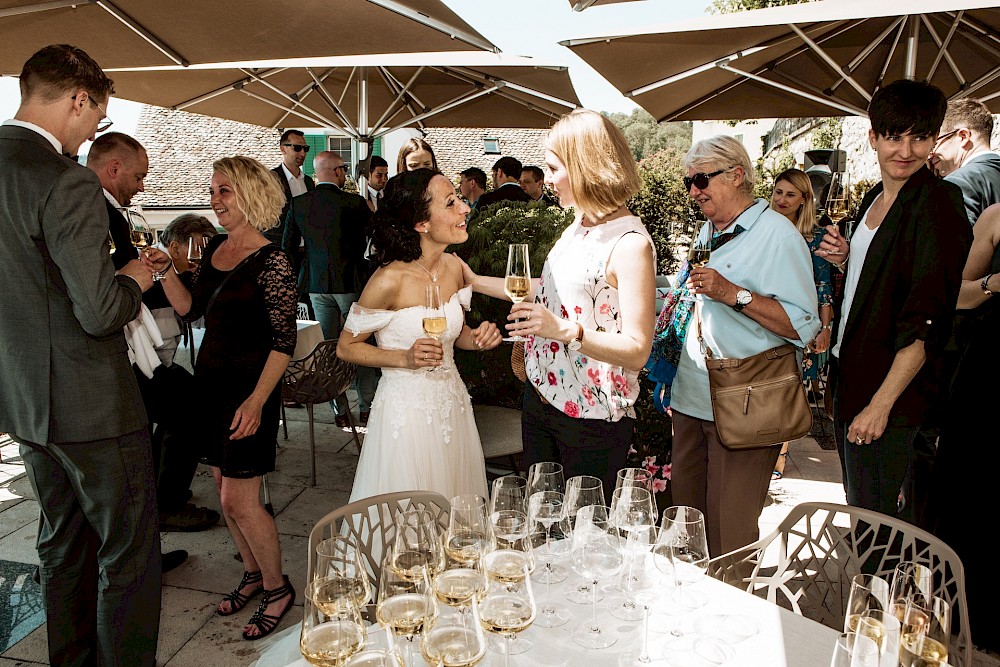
[337,170,502,503]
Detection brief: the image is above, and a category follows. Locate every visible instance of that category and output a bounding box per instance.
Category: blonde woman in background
[396,137,437,173]
[769,168,834,480]
[153,156,298,641]
[462,109,656,502]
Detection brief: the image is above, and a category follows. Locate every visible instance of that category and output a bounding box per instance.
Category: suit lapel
[843,169,931,339]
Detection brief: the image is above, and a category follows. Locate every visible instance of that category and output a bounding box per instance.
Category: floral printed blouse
[525,214,655,422]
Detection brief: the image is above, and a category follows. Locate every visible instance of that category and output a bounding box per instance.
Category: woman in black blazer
[817,80,972,518]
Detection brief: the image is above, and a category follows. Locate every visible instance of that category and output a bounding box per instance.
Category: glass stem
[640,603,651,661]
[504,636,512,667]
[591,579,600,632]
[544,526,553,609]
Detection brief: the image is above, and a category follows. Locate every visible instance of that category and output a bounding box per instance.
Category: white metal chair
[307,491,451,598]
[708,501,971,667]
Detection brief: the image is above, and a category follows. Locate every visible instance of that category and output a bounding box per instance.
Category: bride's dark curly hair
[370,168,438,266]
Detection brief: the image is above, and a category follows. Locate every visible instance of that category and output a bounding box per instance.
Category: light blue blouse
[670,199,821,421]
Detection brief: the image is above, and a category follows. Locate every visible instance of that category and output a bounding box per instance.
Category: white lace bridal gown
[345,285,489,503]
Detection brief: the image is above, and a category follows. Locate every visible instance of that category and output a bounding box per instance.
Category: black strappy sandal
[242,575,296,641]
[217,570,264,616]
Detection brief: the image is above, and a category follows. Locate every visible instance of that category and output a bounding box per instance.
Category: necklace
[414,260,438,282]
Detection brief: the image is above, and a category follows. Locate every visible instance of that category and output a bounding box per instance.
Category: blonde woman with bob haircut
[462,109,656,501]
[150,155,299,641]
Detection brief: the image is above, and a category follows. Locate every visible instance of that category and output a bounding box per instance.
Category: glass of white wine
[187,235,208,270]
[899,595,950,667]
[858,608,900,663]
[310,537,372,615]
[300,584,366,667]
[377,544,439,666]
[479,559,536,667]
[503,243,531,342]
[390,507,445,582]
[684,221,711,302]
[845,574,889,633]
[423,284,447,372]
[421,602,488,667]
[445,494,490,568]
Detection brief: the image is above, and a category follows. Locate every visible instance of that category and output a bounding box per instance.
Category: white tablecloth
[254,559,839,667]
[293,320,324,361]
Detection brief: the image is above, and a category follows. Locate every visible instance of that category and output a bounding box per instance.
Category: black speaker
[804,149,846,173]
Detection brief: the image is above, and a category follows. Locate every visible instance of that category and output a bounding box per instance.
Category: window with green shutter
[303,134,326,177]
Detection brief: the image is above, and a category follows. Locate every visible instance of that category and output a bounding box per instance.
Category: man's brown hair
[942,97,994,142]
[19,44,114,104]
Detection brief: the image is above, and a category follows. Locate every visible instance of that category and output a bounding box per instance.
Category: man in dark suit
[520,165,560,207]
[265,129,316,244]
[0,44,161,666]
[360,154,389,213]
[476,156,532,210]
[87,132,219,543]
[282,151,378,425]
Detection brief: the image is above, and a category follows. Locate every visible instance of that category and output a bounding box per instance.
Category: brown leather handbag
[699,314,812,449]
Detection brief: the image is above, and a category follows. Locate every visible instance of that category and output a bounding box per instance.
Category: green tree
[606,108,693,161]
[627,146,698,275]
[709,0,811,12]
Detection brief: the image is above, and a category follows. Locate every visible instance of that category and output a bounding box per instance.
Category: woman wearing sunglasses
[670,136,819,557]
[460,108,656,502]
[768,168,835,480]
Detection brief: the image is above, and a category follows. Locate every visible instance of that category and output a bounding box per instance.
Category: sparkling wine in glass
[479,559,536,666]
[845,574,890,633]
[310,536,372,615]
[445,494,490,567]
[390,508,445,582]
[421,602,488,667]
[301,584,366,667]
[503,243,531,342]
[377,544,438,666]
[187,235,208,269]
[423,284,447,372]
[684,221,711,302]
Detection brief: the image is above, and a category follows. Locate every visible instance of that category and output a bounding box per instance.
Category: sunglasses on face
[684,167,732,191]
[933,130,959,149]
[282,143,310,153]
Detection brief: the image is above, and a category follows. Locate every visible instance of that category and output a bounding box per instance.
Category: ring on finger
[856,436,863,444]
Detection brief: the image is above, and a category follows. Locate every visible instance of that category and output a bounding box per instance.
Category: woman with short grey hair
[670,135,819,557]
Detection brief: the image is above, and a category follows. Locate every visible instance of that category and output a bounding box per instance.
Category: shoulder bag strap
[204,246,271,317]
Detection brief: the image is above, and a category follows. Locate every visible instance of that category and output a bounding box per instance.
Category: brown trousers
[670,410,781,558]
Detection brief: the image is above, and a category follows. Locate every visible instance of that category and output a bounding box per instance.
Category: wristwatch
[567,322,584,351]
[733,289,753,312]
[982,273,994,296]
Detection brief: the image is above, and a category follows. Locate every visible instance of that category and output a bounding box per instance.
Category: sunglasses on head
[282,143,310,153]
[684,167,733,191]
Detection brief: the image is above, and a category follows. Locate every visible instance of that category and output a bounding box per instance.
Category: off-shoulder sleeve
[457,284,473,311]
[344,303,394,336]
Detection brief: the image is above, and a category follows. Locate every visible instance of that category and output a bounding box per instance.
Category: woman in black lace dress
[154,156,298,641]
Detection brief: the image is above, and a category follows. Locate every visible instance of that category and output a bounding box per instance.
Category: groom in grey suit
[0,44,162,666]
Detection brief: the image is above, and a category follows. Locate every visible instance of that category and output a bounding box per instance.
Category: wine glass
[858,608,900,663]
[563,475,606,604]
[391,507,445,583]
[899,595,950,667]
[608,486,656,621]
[310,536,372,614]
[526,461,565,497]
[845,574,890,633]
[616,467,652,492]
[890,562,933,615]
[570,504,624,649]
[479,558,536,666]
[377,544,438,665]
[683,221,711,302]
[654,506,710,615]
[445,494,490,567]
[527,494,572,627]
[490,476,527,515]
[618,550,668,667]
[490,476,528,552]
[503,243,531,342]
[301,581,366,667]
[830,632,881,667]
[421,602,488,667]
[421,284,447,372]
[187,235,208,269]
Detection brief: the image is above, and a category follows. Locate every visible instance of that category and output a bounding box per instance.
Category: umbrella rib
[96,0,189,67]
[959,62,1000,101]
[172,68,286,110]
[826,16,904,96]
[377,67,429,129]
[239,68,342,129]
[0,0,94,19]
[789,23,870,102]
[945,11,1000,60]
[444,66,578,109]
[717,62,868,117]
[364,0,499,53]
[303,68,361,139]
[877,14,907,87]
[370,66,425,133]
[381,86,499,135]
[572,0,598,10]
[921,13,965,86]
[237,88,331,128]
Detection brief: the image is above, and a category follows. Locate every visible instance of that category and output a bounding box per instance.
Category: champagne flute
[830,632,881,667]
[845,574,890,633]
[421,602,488,667]
[899,595,950,667]
[570,504,624,649]
[890,562,933,616]
[563,475,606,604]
[423,284,447,372]
[858,608,900,663]
[479,559,536,666]
[377,544,438,665]
[301,583,366,667]
[445,494,490,567]
[503,243,531,342]
[526,461,565,497]
[683,221,711,302]
[187,235,208,270]
[310,536,373,614]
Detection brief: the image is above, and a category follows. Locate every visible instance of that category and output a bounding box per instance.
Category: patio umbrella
[569,0,642,12]
[105,52,580,139]
[0,0,496,75]
[561,0,1000,121]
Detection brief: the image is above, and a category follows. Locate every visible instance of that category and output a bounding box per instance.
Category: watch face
[737,290,752,305]
[568,340,582,351]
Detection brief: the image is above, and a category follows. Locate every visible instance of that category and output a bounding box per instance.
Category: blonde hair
[544,109,640,219]
[212,156,286,232]
[772,168,818,238]
[396,138,438,173]
[683,135,755,197]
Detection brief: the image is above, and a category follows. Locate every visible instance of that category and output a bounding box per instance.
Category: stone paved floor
[1,385,997,666]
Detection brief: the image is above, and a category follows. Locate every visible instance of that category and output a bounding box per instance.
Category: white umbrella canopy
[0,0,496,75]
[568,0,643,12]
[105,52,580,137]
[562,0,1000,121]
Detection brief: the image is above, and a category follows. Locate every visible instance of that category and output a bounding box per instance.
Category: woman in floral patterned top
[463,109,656,501]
